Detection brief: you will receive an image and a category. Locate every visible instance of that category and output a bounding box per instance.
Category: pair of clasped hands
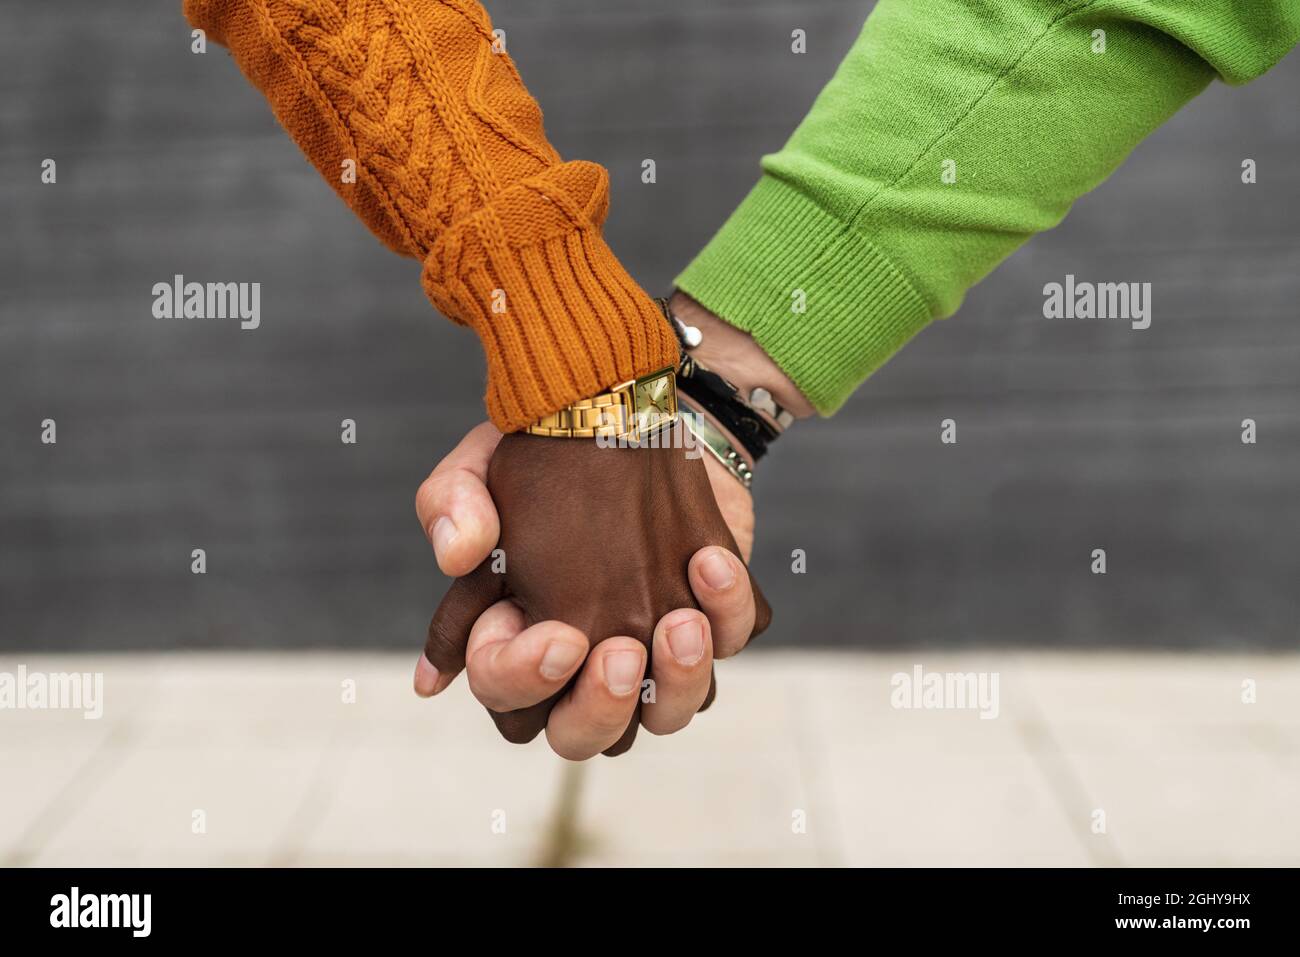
[411,294,814,759]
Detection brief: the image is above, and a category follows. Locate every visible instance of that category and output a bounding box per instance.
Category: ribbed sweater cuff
[675,176,933,415]
[421,160,679,433]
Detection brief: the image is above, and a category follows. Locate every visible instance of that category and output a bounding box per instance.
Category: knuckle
[713,633,751,660]
[712,628,749,659]
[492,709,544,745]
[545,731,594,762]
[417,471,468,521]
[591,704,637,740]
[466,672,505,713]
[618,605,659,645]
[424,615,467,671]
[414,477,437,522]
[466,648,523,713]
[644,714,690,736]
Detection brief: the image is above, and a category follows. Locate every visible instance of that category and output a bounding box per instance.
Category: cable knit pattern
[185,0,678,430]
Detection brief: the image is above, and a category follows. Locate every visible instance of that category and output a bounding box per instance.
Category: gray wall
[2,1,1297,651]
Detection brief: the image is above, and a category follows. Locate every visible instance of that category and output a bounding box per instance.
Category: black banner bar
[0,866,1291,944]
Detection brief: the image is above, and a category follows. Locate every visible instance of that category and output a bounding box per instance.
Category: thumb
[414,422,502,576]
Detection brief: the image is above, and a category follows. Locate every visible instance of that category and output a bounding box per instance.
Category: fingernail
[604,650,643,696]
[431,516,458,556]
[413,655,441,697]
[700,549,736,591]
[540,641,584,680]
[667,620,704,665]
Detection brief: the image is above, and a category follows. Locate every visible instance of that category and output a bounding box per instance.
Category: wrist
[668,291,816,422]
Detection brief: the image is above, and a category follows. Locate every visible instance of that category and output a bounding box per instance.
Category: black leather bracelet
[657,297,783,463]
[676,353,780,461]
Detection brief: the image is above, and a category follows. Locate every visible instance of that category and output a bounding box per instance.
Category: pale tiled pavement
[2,651,1297,867]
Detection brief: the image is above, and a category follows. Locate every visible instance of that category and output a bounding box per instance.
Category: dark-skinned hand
[415,423,770,759]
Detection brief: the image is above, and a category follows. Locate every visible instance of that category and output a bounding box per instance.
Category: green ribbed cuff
[675,176,933,415]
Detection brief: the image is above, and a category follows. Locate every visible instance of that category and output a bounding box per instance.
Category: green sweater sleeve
[675,0,1299,414]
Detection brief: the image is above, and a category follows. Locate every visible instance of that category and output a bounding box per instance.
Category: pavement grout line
[266,723,359,867]
[1013,667,1125,868]
[3,718,136,867]
[1,660,170,866]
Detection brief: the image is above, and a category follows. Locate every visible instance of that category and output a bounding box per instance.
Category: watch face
[629,373,675,439]
[636,375,675,418]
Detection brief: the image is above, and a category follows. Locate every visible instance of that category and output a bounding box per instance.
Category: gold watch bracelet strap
[523,366,678,442]
[524,391,630,439]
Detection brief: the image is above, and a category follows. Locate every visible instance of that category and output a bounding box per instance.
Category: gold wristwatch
[525,366,678,443]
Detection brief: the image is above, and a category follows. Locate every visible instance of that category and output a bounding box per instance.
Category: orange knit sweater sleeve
[184,0,678,432]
